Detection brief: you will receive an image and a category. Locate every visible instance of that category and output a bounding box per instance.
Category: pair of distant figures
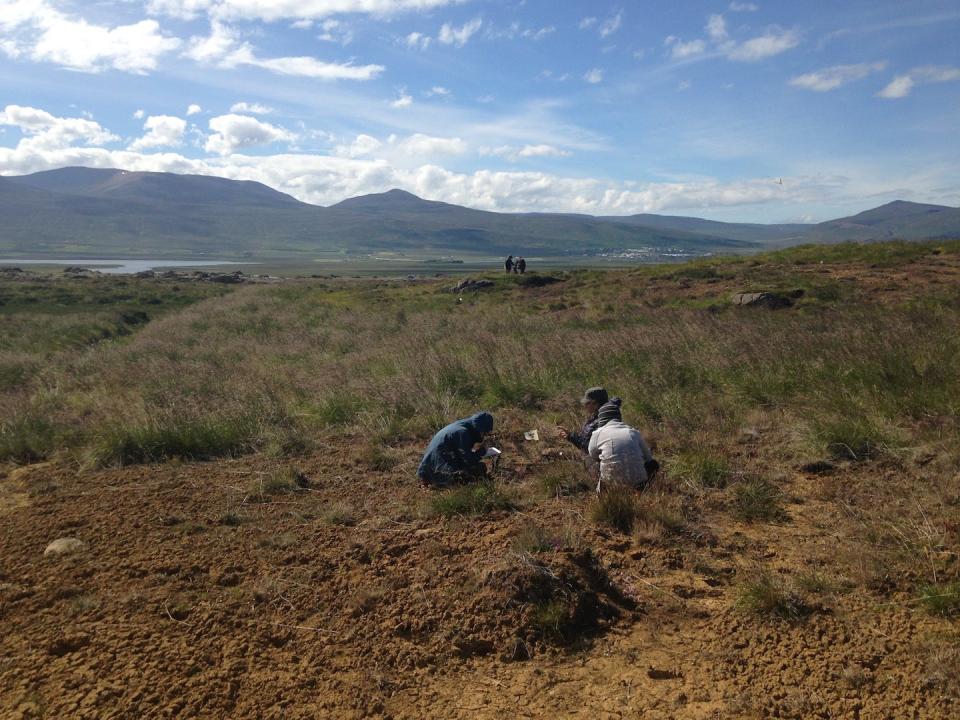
[504,255,526,274]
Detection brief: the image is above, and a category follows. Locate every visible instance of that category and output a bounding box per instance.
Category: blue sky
[1,0,958,222]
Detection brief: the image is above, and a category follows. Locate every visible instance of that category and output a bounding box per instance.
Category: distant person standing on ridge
[557,386,608,453]
[588,398,659,491]
[505,255,514,273]
[517,257,527,274]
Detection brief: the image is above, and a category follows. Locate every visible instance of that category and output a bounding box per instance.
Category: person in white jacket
[588,398,657,491]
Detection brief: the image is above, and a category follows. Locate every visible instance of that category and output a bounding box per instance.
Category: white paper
[523,429,539,441]
[484,447,502,458]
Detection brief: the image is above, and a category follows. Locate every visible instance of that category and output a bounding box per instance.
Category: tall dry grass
[1,245,958,471]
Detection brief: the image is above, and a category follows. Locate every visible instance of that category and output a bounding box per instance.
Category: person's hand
[556,426,569,440]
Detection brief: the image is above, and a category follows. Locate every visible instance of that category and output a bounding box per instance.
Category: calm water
[0,259,252,275]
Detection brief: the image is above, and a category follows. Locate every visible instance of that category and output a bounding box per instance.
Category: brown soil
[1,434,957,720]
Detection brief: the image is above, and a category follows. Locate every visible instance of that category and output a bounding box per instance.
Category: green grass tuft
[733,477,785,522]
[91,416,253,467]
[736,572,808,620]
[918,582,960,617]
[810,414,891,461]
[590,486,639,533]
[429,481,514,518]
[248,466,308,500]
[674,451,729,489]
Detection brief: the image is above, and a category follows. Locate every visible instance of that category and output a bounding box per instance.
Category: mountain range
[1,167,958,259]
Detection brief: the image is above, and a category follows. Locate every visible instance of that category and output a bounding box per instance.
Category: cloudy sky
[1,0,958,222]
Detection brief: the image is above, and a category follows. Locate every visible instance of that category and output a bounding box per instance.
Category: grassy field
[5,240,959,470]
[1,239,958,717]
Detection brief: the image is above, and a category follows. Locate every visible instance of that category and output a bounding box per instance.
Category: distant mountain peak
[331,187,445,211]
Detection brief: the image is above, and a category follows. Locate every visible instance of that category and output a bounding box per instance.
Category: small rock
[799,460,836,475]
[44,538,86,557]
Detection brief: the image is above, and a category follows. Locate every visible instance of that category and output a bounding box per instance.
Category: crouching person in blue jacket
[417,411,494,488]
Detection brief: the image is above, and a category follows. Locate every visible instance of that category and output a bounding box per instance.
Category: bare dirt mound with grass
[2,241,959,718]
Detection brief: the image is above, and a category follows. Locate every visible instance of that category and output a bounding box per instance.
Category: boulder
[517,274,562,288]
[210,273,244,284]
[451,278,494,293]
[731,292,794,309]
[44,538,86,557]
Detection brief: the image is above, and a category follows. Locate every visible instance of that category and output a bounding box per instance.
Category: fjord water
[0,259,252,275]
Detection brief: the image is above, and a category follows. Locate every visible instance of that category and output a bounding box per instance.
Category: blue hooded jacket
[417,412,494,484]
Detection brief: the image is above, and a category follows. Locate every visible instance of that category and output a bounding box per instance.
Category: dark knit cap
[580,386,609,405]
[596,397,623,427]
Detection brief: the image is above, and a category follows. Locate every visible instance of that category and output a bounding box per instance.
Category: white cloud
[133,109,146,120]
[146,0,214,19]
[664,36,706,60]
[706,15,728,42]
[678,79,691,91]
[396,133,466,156]
[183,20,238,63]
[334,133,381,158]
[790,62,887,92]
[584,68,604,84]
[726,28,799,61]
[483,144,571,161]
[230,101,274,114]
[877,75,914,99]
[318,18,353,44]
[524,26,555,40]
[187,104,203,116]
[487,23,555,41]
[147,0,460,22]
[579,17,597,30]
[878,65,960,99]
[425,86,451,97]
[204,113,295,155]
[599,12,622,38]
[335,132,465,160]
[665,16,799,64]
[3,1,180,74]
[184,21,383,79]
[729,2,759,11]
[438,17,482,47]
[391,90,413,108]
[0,104,118,152]
[404,31,431,50]
[129,115,187,151]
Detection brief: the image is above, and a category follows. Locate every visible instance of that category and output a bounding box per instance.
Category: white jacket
[588,420,654,488]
